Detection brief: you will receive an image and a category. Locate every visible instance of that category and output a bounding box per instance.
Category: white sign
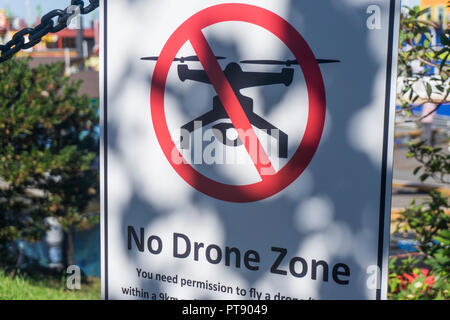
[101,0,400,300]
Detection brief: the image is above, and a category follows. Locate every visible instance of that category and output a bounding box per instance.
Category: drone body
[142,56,339,159]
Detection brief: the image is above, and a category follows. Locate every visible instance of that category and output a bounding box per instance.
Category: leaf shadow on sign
[108,0,392,300]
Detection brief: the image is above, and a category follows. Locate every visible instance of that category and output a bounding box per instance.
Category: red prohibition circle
[150,3,326,203]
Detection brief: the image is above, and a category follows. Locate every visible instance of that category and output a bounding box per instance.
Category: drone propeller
[141,55,226,63]
[240,59,340,66]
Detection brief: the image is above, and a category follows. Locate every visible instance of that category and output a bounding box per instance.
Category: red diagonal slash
[189,30,276,177]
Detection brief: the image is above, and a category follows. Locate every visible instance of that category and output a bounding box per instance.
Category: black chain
[0,0,99,63]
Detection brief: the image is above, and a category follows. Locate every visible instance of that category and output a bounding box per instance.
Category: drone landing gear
[247,112,288,158]
[179,109,288,159]
[179,108,227,149]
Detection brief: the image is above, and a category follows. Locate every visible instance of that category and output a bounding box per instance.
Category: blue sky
[0,0,98,27]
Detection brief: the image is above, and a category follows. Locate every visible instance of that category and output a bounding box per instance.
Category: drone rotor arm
[238,69,294,89]
[177,65,211,83]
[240,59,340,66]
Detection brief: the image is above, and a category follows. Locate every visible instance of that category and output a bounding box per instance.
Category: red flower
[401,268,435,290]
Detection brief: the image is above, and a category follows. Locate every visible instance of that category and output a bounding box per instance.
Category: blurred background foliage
[0,58,99,274]
[389,3,449,300]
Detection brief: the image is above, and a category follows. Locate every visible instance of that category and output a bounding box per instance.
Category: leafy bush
[0,58,99,270]
[389,191,449,300]
[388,4,449,300]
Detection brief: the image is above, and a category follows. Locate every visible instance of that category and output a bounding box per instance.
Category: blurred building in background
[420,0,449,29]
[0,5,100,100]
[0,6,99,74]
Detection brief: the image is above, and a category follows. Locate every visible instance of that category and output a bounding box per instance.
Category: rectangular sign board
[101,0,400,300]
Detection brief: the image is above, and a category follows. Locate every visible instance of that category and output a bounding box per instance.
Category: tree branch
[402,103,442,123]
[417,57,450,77]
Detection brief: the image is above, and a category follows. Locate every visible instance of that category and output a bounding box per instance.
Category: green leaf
[417,7,431,17]
[439,52,449,74]
[440,32,450,46]
[426,82,432,99]
[413,166,422,175]
[414,33,422,44]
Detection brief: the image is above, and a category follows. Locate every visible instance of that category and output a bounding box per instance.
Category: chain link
[0,0,99,63]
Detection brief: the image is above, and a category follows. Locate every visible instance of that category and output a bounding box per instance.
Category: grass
[0,269,101,300]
